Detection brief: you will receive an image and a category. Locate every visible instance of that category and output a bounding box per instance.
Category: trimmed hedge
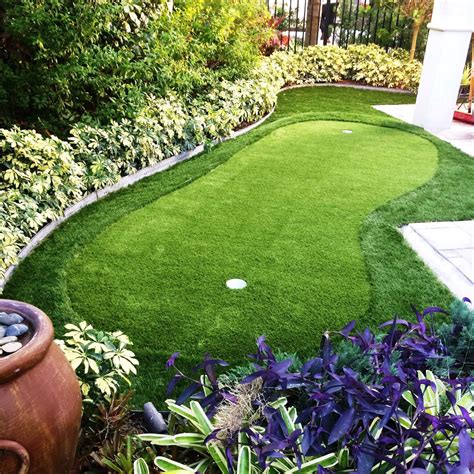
[0,44,422,280]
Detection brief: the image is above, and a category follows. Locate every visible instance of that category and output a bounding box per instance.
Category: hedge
[0,44,422,281]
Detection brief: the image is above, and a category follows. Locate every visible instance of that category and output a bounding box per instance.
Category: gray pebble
[0,313,24,326]
[0,326,5,338]
[5,324,28,337]
[2,342,22,354]
[0,336,18,346]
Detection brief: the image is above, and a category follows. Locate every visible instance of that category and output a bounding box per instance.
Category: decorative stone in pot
[0,299,82,474]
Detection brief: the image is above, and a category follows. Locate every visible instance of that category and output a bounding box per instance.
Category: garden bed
[65,301,474,473]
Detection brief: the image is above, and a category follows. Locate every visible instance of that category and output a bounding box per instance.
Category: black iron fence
[266,0,418,54]
[266,0,310,52]
[336,0,414,50]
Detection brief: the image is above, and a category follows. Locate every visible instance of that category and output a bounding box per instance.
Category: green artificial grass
[66,120,438,358]
[4,87,474,406]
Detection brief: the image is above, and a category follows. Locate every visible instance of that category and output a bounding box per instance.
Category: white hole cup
[226,279,247,290]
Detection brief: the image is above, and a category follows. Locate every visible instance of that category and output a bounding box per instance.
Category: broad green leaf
[286,453,338,473]
[166,400,199,425]
[201,375,212,397]
[448,391,474,415]
[338,447,349,469]
[207,442,228,474]
[190,400,214,435]
[278,405,296,434]
[192,458,213,472]
[138,434,175,445]
[238,431,249,446]
[402,390,416,408]
[271,458,295,471]
[268,397,287,409]
[174,433,206,446]
[133,458,150,474]
[154,456,194,472]
[237,445,251,474]
[70,357,83,371]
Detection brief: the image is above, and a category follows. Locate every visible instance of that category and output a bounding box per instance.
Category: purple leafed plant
[166,305,474,473]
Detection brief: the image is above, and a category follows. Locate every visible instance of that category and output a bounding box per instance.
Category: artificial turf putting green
[65,121,437,362]
[5,87,474,405]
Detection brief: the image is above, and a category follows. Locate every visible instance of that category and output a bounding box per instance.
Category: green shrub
[435,300,474,375]
[258,44,421,92]
[218,350,303,387]
[262,50,301,86]
[137,311,473,473]
[347,44,421,90]
[70,95,191,191]
[140,396,339,473]
[298,45,350,84]
[0,0,271,132]
[56,321,139,401]
[55,322,147,473]
[0,127,85,274]
[0,127,85,213]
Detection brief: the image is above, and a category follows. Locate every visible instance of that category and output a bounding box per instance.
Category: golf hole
[342,129,353,134]
[226,278,247,290]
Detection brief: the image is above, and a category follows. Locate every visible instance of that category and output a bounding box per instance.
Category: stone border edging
[281,82,413,94]
[0,82,413,290]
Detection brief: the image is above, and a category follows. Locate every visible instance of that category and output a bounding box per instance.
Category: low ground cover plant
[56,322,144,472]
[138,302,473,473]
[0,44,422,281]
[57,301,473,472]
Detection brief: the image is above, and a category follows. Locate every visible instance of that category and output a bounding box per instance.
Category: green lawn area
[4,87,474,406]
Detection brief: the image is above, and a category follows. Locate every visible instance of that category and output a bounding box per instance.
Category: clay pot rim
[0,299,53,383]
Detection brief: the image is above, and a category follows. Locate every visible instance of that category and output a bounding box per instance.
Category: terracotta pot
[0,299,82,474]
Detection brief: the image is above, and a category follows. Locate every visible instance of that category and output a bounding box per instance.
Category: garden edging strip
[281,82,412,94]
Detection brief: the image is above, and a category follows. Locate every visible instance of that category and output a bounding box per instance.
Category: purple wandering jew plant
[163,304,474,473]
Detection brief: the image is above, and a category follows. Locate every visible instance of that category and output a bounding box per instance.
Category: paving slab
[401,221,474,302]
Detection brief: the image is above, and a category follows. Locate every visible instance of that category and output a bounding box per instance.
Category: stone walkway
[401,222,473,302]
[375,103,473,303]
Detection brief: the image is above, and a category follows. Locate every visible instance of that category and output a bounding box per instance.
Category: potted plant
[0,299,82,474]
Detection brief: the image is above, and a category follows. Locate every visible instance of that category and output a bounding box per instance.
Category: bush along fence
[0,44,422,283]
[337,0,413,50]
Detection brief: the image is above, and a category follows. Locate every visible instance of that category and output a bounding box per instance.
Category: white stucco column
[413,0,474,132]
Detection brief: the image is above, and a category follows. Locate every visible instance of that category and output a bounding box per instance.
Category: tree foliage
[398,0,433,60]
[0,0,271,132]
